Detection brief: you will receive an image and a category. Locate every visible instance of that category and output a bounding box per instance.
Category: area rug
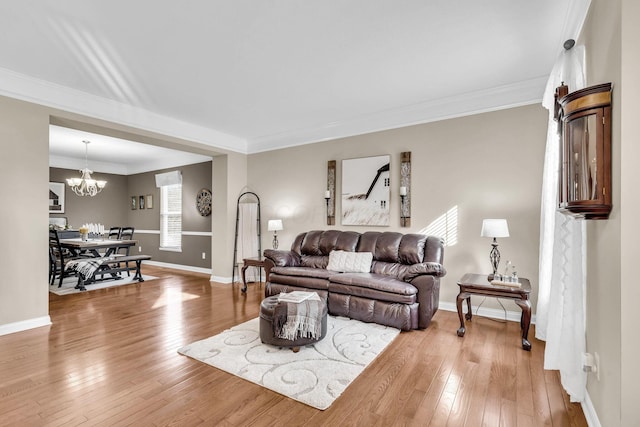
[177,316,400,410]
[49,274,157,295]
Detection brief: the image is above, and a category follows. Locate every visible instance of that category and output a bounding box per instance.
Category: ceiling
[1,1,590,171]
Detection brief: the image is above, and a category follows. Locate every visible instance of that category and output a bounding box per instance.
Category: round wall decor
[196,188,212,216]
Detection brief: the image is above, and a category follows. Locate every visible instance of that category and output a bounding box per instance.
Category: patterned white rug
[178,316,400,410]
[49,274,157,295]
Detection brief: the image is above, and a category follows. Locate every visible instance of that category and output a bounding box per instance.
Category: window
[160,183,182,251]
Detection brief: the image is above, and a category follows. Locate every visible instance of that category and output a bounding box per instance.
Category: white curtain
[536,45,587,402]
[237,202,259,281]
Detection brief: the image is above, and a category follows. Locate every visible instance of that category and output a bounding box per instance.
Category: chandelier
[66,140,107,197]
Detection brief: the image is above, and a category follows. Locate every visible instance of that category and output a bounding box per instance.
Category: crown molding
[0,66,552,156]
[248,76,547,153]
[0,67,247,154]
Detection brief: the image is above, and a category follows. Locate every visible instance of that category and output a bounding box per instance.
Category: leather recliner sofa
[263,230,446,331]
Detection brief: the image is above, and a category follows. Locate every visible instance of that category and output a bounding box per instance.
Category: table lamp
[268,219,283,249]
[480,219,509,279]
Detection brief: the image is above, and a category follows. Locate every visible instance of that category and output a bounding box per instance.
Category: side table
[241,257,266,293]
[456,273,532,351]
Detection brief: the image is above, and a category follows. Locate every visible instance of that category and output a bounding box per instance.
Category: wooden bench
[73,255,152,291]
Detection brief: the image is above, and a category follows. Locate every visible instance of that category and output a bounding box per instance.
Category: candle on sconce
[399,186,407,196]
[324,190,331,199]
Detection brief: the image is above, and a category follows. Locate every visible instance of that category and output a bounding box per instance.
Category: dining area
[48,224,144,291]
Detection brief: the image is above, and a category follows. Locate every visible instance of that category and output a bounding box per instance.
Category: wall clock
[196,188,212,216]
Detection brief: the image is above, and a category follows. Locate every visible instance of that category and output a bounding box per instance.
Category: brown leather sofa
[263,230,446,331]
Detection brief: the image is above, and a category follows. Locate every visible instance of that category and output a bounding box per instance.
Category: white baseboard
[145,260,211,275]
[439,300,537,324]
[0,316,51,336]
[581,391,601,427]
[143,260,233,284]
[211,275,233,284]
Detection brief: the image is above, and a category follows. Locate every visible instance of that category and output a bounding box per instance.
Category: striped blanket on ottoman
[274,292,323,340]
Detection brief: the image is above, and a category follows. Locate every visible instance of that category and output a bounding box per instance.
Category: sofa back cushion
[291,230,444,267]
[294,230,360,256]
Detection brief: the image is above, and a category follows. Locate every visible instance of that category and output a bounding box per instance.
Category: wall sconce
[400,186,408,226]
[480,219,510,279]
[268,219,283,249]
[400,152,411,227]
[326,160,336,225]
[325,190,331,219]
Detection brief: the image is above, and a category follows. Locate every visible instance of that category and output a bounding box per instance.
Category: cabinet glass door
[566,113,598,203]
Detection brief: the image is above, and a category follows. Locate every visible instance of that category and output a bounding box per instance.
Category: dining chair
[108,227,121,239]
[49,229,81,287]
[116,227,135,276]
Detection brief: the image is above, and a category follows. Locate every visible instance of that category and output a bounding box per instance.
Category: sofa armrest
[401,262,447,281]
[263,249,301,267]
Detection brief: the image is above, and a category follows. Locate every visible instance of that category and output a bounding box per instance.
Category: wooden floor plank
[0,266,588,426]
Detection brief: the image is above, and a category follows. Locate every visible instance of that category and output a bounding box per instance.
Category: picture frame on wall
[341,155,390,226]
[139,195,145,210]
[145,194,153,209]
[49,182,65,214]
[131,196,137,210]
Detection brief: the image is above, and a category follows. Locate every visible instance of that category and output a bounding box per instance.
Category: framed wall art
[131,196,137,210]
[341,155,390,226]
[139,195,145,210]
[145,194,153,209]
[49,182,65,214]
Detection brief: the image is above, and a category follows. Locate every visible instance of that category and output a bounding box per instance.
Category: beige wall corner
[211,152,248,283]
[0,96,50,330]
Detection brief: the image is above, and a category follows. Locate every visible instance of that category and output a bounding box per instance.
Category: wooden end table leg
[241,264,249,293]
[465,296,472,320]
[456,292,468,337]
[515,299,532,351]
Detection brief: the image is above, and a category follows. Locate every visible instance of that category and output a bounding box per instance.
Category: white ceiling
[0,1,590,170]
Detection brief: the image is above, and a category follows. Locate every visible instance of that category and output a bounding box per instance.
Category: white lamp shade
[268,219,283,232]
[481,219,509,238]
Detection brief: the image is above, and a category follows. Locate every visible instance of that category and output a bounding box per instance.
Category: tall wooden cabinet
[556,83,612,219]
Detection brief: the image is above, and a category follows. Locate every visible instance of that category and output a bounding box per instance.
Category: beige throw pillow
[326,250,373,273]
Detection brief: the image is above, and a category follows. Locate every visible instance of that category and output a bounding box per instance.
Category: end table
[456,273,532,351]
[241,257,266,293]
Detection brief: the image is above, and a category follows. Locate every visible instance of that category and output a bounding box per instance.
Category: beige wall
[127,161,212,269]
[248,104,547,313]
[0,96,50,327]
[580,0,628,425]
[49,167,129,228]
[620,0,640,424]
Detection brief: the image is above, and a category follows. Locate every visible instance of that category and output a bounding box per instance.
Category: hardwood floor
[0,266,588,426]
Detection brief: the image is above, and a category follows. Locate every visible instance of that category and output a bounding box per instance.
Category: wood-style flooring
[0,266,588,426]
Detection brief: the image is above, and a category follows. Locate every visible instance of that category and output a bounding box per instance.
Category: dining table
[59,238,137,258]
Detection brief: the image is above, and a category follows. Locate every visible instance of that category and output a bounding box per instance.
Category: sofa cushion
[370,261,410,279]
[300,255,329,269]
[329,273,418,304]
[268,273,331,291]
[270,266,336,280]
[327,250,373,273]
